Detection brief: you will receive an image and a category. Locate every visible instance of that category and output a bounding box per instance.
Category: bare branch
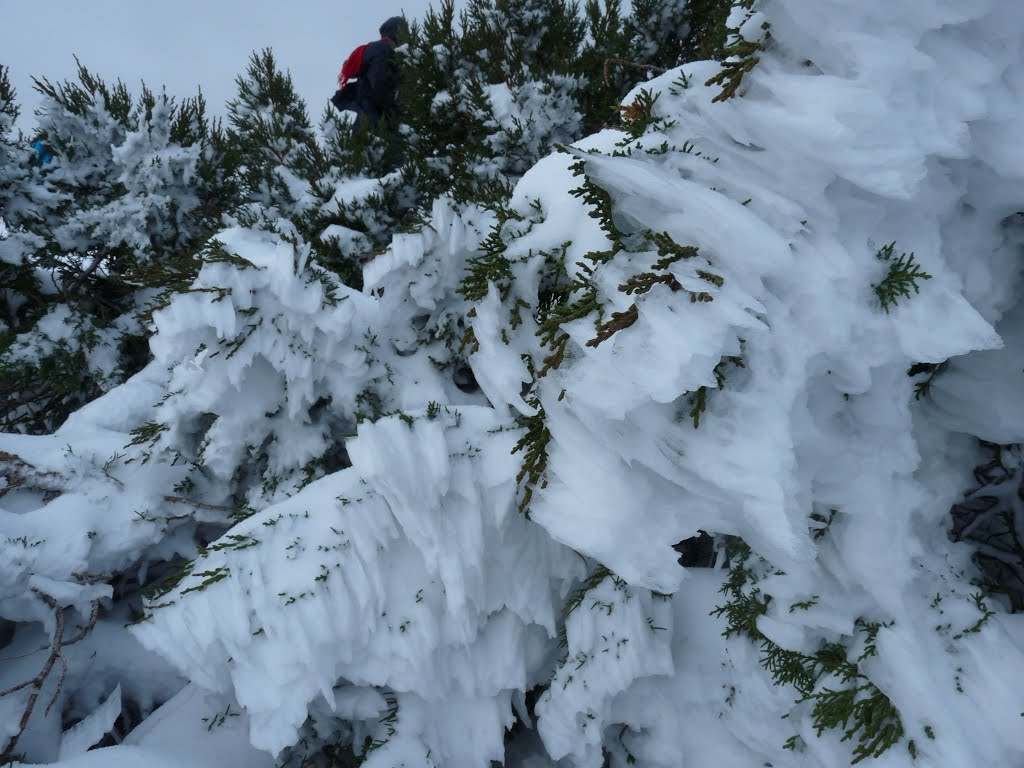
[0,592,101,763]
[0,451,66,499]
[64,600,100,647]
[603,58,668,87]
[163,495,233,512]
[45,652,68,716]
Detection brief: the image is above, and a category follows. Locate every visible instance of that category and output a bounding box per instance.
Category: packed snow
[3,0,1024,766]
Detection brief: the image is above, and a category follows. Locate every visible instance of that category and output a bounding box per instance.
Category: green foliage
[458,205,527,302]
[953,592,995,639]
[396,0,586,212]
[629,0,731,69]
[0,61,238,434]
[705,0,769,102]
[872,242,932,313]
[688,355,744,428]
[0,63,27,220]
[202,705,241,731]
[228,49,320,211]
[512,390,552,515]
[576,0,633,132]
[614,89,664,139]
[0,64,18,128]
[907,361,947,400]
[713,548,906,764]
[682,0,735,60]
[588,304,640,348]
[556,564,625,649]
[33,56,134,130]
[354,692,399,765]
[0,337,106,434]
[567,157,626,248]
[535,261,603,376]
[576,0,734,132]
[461,0,585,88]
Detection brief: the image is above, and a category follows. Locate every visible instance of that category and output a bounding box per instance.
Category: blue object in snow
[33,140,53,164]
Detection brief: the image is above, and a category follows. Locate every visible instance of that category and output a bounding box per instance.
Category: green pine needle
[872,242,932,313]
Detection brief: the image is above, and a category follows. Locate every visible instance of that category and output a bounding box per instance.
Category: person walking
[331,16,408,126]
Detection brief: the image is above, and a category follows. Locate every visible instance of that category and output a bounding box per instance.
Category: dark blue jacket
[332,17,405,125]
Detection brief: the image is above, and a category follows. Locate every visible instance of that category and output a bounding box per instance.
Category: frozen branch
[0,591,101,763]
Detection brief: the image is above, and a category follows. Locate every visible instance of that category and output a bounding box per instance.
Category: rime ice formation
[3,1,1024,766]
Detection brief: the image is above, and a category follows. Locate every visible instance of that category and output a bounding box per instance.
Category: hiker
[331,16,408,126]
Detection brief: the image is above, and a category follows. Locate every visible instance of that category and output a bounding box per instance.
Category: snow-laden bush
[3,0,1024,766]
[0,63,234,434]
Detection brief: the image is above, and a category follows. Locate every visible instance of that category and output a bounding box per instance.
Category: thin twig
[67,253,105,295]
[163,495,234,513]
[0,591,101,763]
[0,644,50,662]
[64,599,100,647]
[603,58,668,87]
[46,652,68,715]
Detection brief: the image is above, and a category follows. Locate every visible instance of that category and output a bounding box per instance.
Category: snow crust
[3,0,1024,766]
[133,406,580,758]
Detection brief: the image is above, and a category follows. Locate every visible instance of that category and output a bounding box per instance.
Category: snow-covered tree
[0,62,235,434]
[395,0,586,207]
[628,0,729,69]
[227,49,319,222]
[4,0,1024,766]
[0,64,26,218]
[0,65,42,359]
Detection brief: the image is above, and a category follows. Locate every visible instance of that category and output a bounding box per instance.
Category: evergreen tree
[0,65,43,360]
[0,62,234,433]
[0,64,26,219]
[576,0,633,132]
[450,0,585,196]
[313,103,412,286]
[227,49,320,221]
[5,2,1024,766]
[228,49,399,288]
[627,0,732,69]
[310,0,594,285]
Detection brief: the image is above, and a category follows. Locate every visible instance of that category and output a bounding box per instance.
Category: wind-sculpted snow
[0,367,199,762]
[4,0,1024,765]
[133,406,581,761]
[143,197,492,506]
[471,0,1024,763]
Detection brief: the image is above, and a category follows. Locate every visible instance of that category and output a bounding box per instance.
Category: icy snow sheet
[929,300,1024,443]
[484,0,1012,585]
[28,686,273,768]
[58,685,121,760]
[132,406,580,760]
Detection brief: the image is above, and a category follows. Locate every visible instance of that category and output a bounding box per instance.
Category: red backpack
[338,44,369,89]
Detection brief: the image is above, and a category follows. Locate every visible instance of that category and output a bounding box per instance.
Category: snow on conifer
[0,64,233,434]
[3,0,1024,766]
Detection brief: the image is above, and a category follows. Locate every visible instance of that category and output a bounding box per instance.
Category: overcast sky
[1,0,466,132]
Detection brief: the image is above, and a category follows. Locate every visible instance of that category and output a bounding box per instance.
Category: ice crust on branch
[3,0,1024,766]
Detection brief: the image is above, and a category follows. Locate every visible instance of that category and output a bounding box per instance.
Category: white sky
[1,0,466,132]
